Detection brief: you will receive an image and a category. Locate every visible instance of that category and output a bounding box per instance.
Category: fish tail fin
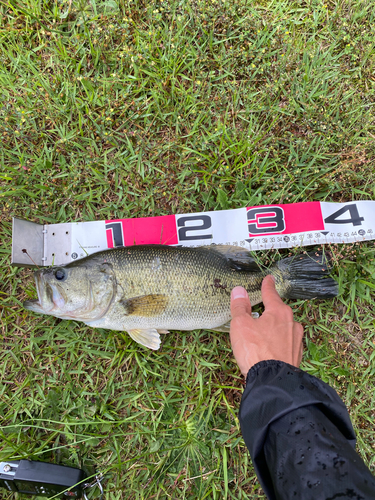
[277,252,338,300]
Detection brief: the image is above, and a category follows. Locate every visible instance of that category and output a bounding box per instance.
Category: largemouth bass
[24,245,338,350]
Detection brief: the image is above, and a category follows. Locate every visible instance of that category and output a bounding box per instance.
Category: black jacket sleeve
[239,360,375,500]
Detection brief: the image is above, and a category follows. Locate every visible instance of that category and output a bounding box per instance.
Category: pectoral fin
[128,328,161,350]
[121,294,168,317]
[212,313,259,332]
[212,321,231,333]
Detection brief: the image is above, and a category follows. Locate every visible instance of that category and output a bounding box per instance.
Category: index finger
[261,274,285,310]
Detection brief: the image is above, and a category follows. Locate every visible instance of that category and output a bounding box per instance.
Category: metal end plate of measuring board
[11,218,73,268]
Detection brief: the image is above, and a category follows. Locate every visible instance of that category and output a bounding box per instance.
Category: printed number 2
[324,204,364,227]
[177,215,212,241]
[247,207,285,234]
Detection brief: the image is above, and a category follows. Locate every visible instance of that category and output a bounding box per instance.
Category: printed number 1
[106,222,124,247]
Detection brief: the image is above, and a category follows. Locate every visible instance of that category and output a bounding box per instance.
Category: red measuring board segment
[105,215,178,248]
[246,202,324,236]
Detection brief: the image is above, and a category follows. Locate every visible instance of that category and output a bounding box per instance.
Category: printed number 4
[324,204,364,227]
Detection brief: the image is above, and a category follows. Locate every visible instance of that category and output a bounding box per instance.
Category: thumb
[230,287,252,318]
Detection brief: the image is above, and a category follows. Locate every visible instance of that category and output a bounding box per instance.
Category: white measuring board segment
[320,201,374,244]
[11,201,375,266]
[174,209,248,246]
[70,221,107,261]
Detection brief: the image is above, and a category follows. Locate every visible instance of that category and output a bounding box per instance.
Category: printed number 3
[247,207,286,234]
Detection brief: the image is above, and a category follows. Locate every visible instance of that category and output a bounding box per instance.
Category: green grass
[1,0,375,498]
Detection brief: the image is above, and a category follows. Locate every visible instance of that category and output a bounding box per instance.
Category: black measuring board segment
[0,460,85,498]
[17,460,84,486]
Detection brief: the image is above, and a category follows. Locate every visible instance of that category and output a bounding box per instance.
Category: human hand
[230,275,304,376]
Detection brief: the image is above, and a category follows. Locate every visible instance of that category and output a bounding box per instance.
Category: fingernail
[266,274,276,283]
[231,286,248,300]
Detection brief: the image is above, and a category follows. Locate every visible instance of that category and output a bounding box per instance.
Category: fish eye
[54,269,66,281]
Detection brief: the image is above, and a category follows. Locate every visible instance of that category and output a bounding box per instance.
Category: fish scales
[24,244,338,350]
[94,245,267,331]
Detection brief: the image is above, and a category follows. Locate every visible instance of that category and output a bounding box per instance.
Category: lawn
[0,0,375,498]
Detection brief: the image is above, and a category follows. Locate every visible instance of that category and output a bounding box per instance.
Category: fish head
[23,260,116,321]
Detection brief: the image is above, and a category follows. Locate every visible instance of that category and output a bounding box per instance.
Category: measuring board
[11,201,375,267]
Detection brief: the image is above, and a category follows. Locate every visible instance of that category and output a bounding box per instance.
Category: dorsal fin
[199,245,261,272]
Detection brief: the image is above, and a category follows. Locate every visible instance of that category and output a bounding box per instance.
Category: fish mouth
[23,298,44,313]
[23,271,54,314]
